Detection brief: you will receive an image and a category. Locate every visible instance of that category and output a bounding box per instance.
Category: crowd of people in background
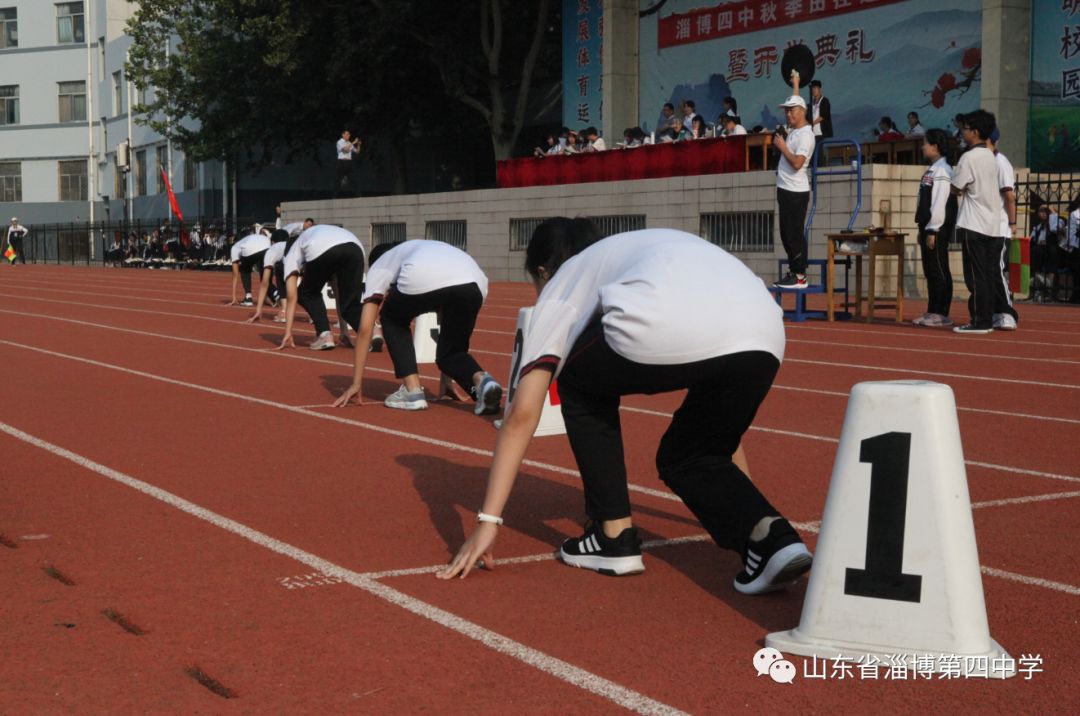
[102,224,235,269]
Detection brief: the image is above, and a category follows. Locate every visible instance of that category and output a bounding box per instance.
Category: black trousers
[8,235,26,264]
[333,160,354,197]
[380,283,485,391]
[917,227,953,316]
[777,188,810,275]
[993,238,1018,322]
[297,242,365,334]
[556,320,783,555]
[237,249,267,295]
[958,228,1003,329]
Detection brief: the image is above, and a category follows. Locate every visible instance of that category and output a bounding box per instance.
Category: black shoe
[772,272,809,289]
[952,323,993,335]
[239,297,254,307]
[559,522,645,576]
[733,518,812,595]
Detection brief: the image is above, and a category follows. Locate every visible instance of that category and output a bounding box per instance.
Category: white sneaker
[473,374,503,416]
[992,313,1018,331]
[384,385,428,411]
[308,331,336,351]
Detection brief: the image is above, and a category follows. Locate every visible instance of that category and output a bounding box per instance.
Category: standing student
[438,219,812,595]
[772,94,816,289]
[5,217,28,264]
[332,239,503,413]
[229,226,273,307]
[986,129,1019,331]
[912,129,957,327]
[334,130,361,198]
[951,110,1004,334]
[277,224,365,351]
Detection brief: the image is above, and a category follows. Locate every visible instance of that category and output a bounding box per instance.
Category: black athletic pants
[9,235,25,264]
[297,242,365,334]
[917,227,953,316]
[958,228,1002,329]
[777,188,810,276]
[556,320,782,555]
[333,160,354,197]
[379,283,485,392]
[237,249,267,295]
[993,237,1018,322]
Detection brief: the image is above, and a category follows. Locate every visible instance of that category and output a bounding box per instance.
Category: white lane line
[0,421,684,716]
[787,337,1080,365]
[618,405,1080,485]
[783,356,1080,390]
[786,321,1080,348]
[0,337,675,504]
[970,490,1080,509]
[978,567,1080,596]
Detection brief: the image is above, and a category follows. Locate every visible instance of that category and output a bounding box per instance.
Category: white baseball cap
[778,96,807,109]
[10,216,17,222]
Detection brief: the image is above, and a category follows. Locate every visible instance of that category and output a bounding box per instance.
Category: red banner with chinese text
[658,0,906,49]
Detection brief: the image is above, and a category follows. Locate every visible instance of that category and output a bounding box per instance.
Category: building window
[0,162,21,202]
[424,220,467,251]
[56,2,84,44]
[371,222,406,246]
[0,8,17,49]
[509,218,545,252]
[58,81,87,122]
[135,149,146,196]
[700,211,775,252]
[58,159,88,201]
[156,146,168,193]
[113,71,123,115]
[0,84,17,125]
[182,153,197,191]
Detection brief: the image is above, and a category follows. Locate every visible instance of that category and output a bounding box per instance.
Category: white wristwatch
[477,512,503,526]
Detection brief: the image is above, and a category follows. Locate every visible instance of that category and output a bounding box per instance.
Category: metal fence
[1017,173,1078,234]
[4,217,257,266]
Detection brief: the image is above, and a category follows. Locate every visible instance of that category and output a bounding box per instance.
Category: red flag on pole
[160,167,184,223]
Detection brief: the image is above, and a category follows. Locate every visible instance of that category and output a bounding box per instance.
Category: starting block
[501,307,565,437]
[766,380,1015,677]
[412,312,440,364]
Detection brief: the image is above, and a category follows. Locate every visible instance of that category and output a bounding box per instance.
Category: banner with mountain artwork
[638,0,982,142]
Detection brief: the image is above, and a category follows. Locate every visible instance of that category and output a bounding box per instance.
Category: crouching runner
[438,218,811,595]
[229,226,274,307]
[277,224,365,351]
[331,239,502,413]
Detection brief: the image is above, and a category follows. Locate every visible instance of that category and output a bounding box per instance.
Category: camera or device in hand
[774,125,788,140]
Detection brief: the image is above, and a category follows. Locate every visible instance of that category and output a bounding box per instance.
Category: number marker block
[503,307,565,437]
[766,380,1015,677]
[412,312,440,364]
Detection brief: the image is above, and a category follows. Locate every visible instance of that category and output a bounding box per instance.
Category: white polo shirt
[952,145,1002,237]
[517,229,785,380]
[230,234,270,263]
[336,138,355,160]
[363,239,488,303]
[283,225,362,278]
[995,152,1016,239]
[282,221,306,237]
[263,240,288,267]
[776,125,815,193]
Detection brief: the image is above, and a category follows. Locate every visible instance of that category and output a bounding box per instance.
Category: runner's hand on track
[332,384,363,407]
[245,313,261,323]
[437,523,497,580]
[274,334,296,350]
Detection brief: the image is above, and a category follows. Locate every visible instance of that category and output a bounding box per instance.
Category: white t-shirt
[922,157,953,233]
[264,241,288,267]
[283,224,362,278]
[995,152,1016,239]
[909,124,926,137]
[591,137,607,151]
[517,229,785,380]
[282,221,306,237]
[230,234,271,262]
[951,146,1002,237]
[776,125,815,193]
[336,138,356,160]
[1068,209,1080,251]
[363,239,488,303]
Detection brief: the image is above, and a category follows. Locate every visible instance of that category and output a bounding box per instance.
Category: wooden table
[826,232,907,322]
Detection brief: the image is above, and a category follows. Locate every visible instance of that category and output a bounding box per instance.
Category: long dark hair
[525,218,601,281]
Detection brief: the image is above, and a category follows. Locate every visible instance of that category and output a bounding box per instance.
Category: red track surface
[1,263,1077,713]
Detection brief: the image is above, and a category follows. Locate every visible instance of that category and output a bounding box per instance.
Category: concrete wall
[285,164,986,303]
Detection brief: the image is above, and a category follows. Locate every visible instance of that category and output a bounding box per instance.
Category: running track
[1,264,1077,712]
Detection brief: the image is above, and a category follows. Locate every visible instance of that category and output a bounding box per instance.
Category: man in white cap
[772,94,815,289]
[5,217,28,265]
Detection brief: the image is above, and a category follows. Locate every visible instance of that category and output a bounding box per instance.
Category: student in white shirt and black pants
[912,129,957,327]
[278,225,366,351]
[332,239,503,413]
[229,228,273,306]
[5,217,28,264]
[438,219,812,594]
[772,95,816,289]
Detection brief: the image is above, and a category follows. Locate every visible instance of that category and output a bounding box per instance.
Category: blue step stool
[771,259,851,322]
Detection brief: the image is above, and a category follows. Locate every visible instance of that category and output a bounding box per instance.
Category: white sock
[750,516,780,542]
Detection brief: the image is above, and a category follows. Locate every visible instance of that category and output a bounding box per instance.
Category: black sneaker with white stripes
[559,522,645,576]
[733,518,812,595]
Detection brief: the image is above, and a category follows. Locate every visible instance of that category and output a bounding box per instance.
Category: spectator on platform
[876,116,903,141]
[657,102,681,139]
[772,95,816,290]
[907,112,927,137]
[912,129,957,328]
[720,113,747,137]
[809,80,832,139]
[682,100,699,132]
[689,115,710,139]
[722,96,738,118]
[1030,203,1063,302]
[334,129,362,198]
[951,109,1004,334]
[534,134,560,158]
[986,128,1019,330]
[583,127,606,152]
[563,131,582,154]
